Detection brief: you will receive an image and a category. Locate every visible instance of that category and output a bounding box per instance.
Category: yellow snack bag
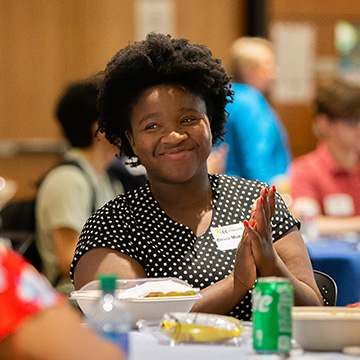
[145,290,196,297]
[160,312,244,344]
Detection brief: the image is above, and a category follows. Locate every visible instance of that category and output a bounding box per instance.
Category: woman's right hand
[232,185,276,290]
[232,219,257,291]
[247,186,277,275]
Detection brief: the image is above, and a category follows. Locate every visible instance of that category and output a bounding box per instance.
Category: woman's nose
[161,129,187,143]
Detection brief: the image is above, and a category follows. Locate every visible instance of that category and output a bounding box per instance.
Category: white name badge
[211,223,245,251]
[324,194,355,216]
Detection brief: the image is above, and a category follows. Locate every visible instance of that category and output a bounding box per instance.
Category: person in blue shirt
[223,37,291,184]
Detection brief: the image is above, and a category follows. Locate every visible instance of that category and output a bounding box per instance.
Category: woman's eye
[145,124,157,130]
[182,117,196,123]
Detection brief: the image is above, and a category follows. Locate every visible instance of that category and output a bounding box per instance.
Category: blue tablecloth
[306,239,360,306]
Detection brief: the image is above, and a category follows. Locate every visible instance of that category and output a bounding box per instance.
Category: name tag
[324,194,355,216]
[211,223,244,251]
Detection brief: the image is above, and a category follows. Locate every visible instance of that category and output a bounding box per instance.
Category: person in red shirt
[0,245,124,360]
[290,78,360,237]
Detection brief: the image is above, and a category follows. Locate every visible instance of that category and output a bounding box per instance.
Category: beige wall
[269,0,360,158]
[0,0,244,199]
[5,1,357,200]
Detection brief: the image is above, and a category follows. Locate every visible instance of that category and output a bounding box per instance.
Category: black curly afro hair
[98,33,234,166]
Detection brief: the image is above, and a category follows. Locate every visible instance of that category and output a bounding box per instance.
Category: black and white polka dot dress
[71,174,299,320]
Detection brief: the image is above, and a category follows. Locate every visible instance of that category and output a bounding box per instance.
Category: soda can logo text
[252,293,273,312]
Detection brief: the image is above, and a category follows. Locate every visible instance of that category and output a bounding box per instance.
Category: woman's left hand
[244,185,278,275]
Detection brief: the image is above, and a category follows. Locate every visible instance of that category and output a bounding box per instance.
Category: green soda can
[252,277,293,354]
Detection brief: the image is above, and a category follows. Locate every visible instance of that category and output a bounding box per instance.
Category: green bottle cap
[98,273,118,293]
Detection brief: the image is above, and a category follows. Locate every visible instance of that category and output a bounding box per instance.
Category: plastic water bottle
[299,207,319,242]
[86,274,132,357]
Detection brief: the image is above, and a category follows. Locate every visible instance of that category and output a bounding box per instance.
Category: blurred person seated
[36,81,123,297]
[223,37,292,184]
[71,33,322,322]
[290,77,360,238]
[0,245,124,360]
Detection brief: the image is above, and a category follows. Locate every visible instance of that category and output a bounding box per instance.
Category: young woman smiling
[71,33,322,320]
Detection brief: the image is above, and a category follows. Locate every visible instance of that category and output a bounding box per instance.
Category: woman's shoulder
[88,181,151,217]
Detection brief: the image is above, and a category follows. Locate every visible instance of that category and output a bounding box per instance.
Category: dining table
[306,237,360,306]
[128,323,360,360]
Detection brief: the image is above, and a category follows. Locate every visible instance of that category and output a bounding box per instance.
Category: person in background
[36,81,123,297]
[223,37,292,184]
[290,77,360,237]
[71,33,322,321]
[107,156,147,192]
[0,245,124,360]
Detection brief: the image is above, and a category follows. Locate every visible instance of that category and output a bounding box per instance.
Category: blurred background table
[306,238,360,306]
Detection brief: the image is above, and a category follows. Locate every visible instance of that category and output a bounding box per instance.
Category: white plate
[70,277,202,327]
[292,306,360,351]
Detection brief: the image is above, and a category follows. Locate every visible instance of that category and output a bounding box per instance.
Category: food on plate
[145,290,197,297]
[118,279,200,299]
[160,312,244,344]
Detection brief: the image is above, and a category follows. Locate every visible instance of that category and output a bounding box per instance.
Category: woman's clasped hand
[233,185,277,292]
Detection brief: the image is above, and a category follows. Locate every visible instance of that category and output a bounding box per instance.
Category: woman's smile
[160,146,193,158]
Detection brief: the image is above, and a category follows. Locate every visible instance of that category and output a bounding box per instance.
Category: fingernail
[272,185,276,192]
[264,187,268,194]
[243,220,249,227]
[261,196,264,204]
[251,220,256,227]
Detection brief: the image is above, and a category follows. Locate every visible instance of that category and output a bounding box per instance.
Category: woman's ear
[125,130,137,156]
[313,113,330,140]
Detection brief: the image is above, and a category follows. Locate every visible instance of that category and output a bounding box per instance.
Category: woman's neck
[151,172,211,208]
[149,172,213,236]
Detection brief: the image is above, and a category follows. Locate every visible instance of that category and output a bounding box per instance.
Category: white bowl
[70,277,201,327]
[292,306,360,351]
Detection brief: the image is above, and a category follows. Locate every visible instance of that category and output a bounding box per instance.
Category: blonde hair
[230,37,273,83]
